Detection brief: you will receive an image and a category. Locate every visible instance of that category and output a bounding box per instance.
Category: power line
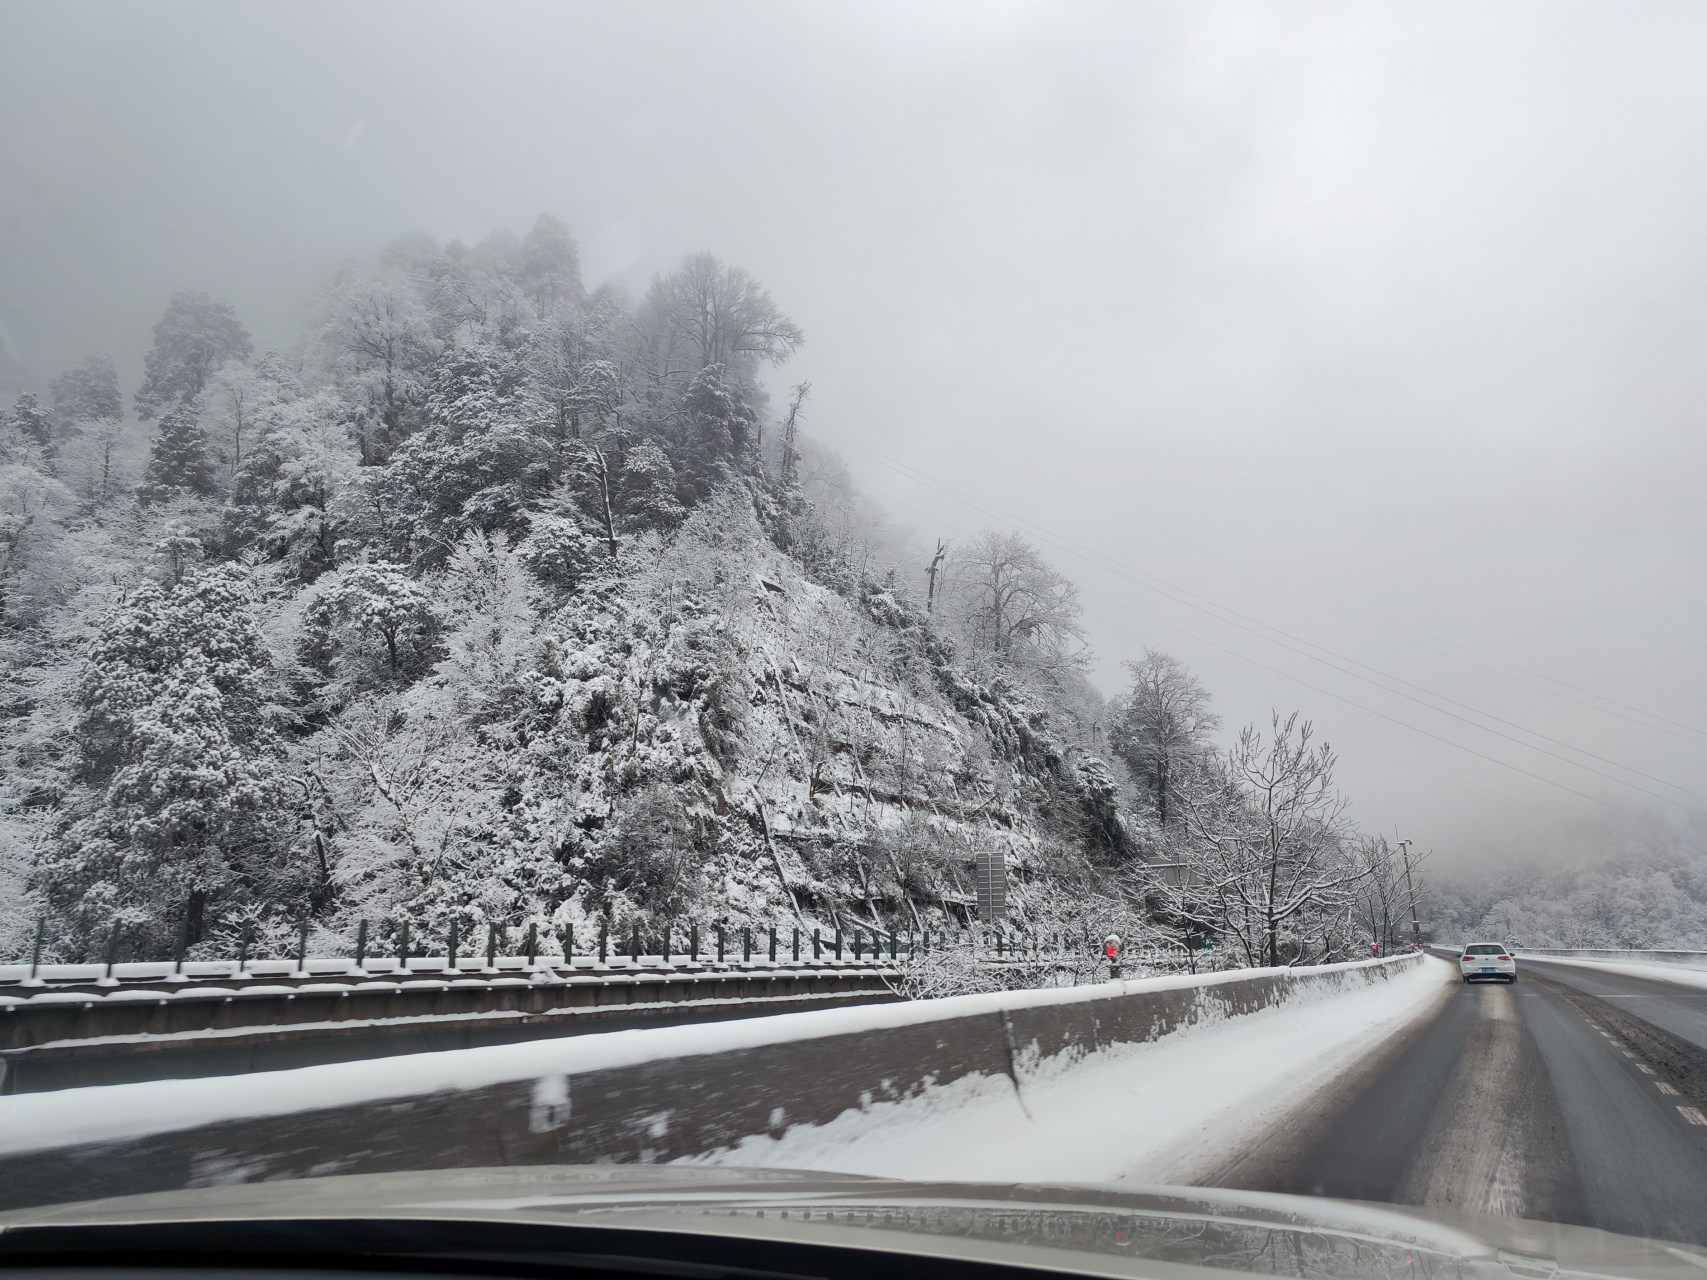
[848,459,1687,819]
[956,451,1707,746]
[857,479,1648,820]
[846,441,1707,811]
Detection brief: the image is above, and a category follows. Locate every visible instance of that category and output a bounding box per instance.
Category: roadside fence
[2,915,1189,988]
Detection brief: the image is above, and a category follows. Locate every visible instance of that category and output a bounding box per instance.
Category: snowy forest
[4,213,1688,975]
[1433,831,1707,950]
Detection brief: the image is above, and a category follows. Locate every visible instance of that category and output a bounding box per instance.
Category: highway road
[1250,955,1707,1245]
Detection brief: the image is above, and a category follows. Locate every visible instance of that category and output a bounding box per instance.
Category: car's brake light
[1462,955,1473,962]
[1497,956,1510,961]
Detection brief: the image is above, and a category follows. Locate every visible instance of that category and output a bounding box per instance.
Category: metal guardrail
[0,958,903,1063]
[0,952,894,996]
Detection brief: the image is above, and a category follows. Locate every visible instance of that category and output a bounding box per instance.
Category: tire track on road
[1244,965,1707,1245]
[1393,981,1582,1222]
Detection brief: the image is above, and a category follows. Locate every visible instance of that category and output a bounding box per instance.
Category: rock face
[370,487,1142,949]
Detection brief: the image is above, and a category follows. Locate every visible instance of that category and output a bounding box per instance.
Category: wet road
[1257,956,1707,1245]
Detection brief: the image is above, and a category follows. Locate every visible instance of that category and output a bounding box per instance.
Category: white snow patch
[687,958,1450,1185]
[1520,955,1707,991]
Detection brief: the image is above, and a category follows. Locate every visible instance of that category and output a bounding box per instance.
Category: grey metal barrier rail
[0,956,905,1094]
[5,917,1118,986]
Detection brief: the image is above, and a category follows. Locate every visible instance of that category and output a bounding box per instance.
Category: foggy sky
[3,0,1704,871]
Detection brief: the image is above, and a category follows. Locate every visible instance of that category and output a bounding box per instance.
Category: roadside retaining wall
[0,953,1426,1210]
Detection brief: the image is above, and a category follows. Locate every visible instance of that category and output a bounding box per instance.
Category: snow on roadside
[1521,955,1707,991]
[689,957,1452,1185]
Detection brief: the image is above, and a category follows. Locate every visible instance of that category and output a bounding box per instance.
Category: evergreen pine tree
[138,407,219,504]
[6,393,55,452]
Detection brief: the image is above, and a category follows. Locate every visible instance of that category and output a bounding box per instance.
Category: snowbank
[1519,955,1707,992]
[690,956,1450,1184]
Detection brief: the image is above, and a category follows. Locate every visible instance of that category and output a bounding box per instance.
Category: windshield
[3,0,1706,1271]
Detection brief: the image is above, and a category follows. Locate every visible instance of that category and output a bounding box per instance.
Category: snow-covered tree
[134,291,252,419]
[50,354,122,427]
[0,463,74,624]
[304,562,442,687]
[6,393,56,454]
[316,274,437,462]
[519,213,585,319]
[942,531,1088,681]
[41,566,283,953]
[138,406,219,504]
[1167,713,1364,966]
[1112,650,1220,826]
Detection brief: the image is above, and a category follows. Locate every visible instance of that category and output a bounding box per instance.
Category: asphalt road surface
[1254,955,1707,1246]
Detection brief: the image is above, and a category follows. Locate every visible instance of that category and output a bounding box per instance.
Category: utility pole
[1397,838,1422,947]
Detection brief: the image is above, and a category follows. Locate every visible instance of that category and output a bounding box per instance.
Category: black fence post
[354,919,368,968]
[690,922,699,961]
[631,922,641,963]
[889,929,897,959]
[769,926,777,962]
[743,926,752,962]
[834,928,842,960]
[237,921,251,973]
[662,922,672,965]
[27,917,46,981]
[173,913,189,974]
[813,927,821,960]
[447,919,460,970]
[563,923,573,963]
[598,921,609,964]
[397,920,410,969]
[717,924,726,962]
[296,918,310,972]
[853,928,862,961]
[526,923,538,966]
[486,923,498,970]
[792,927,801,962]
[105,921,122,981]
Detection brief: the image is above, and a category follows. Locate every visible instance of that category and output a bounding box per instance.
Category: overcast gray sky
[3,0,1704,869]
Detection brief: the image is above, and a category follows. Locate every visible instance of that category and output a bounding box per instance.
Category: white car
[1459,942,1517,983]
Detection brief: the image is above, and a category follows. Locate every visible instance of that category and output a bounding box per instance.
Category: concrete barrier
[0,953,1424,1211]
[1513,948,1707,969]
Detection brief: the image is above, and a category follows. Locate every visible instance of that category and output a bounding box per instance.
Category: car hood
[1,1164,1703,1280]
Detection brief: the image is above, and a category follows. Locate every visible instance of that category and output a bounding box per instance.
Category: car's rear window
[1465,945,1507,955]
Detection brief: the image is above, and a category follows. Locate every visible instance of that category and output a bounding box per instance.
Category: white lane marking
[1657,1083,1680,1096]
[1636,1064,1656,1075]
[1680,1106,1707,1126]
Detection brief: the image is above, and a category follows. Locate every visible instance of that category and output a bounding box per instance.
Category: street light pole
[1398,838,1422,947]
